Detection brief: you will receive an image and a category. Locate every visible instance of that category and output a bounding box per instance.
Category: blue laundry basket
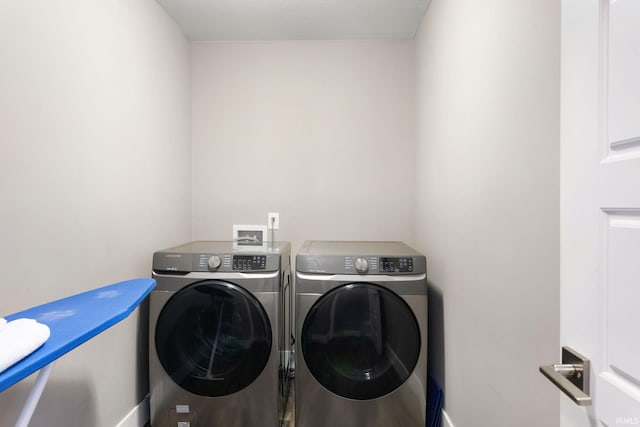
[427,374,444,427]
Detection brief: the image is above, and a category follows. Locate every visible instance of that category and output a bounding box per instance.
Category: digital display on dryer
[379,257,413,273]
[232,255,266,271]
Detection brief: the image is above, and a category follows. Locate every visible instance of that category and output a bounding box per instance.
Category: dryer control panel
[298,255,424,274]
[344,256,414,273]
[379,257,414,273]
[296,241,427,275]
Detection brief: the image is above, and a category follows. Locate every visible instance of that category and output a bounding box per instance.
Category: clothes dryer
[150,241,292,427]
[295,241,427,427]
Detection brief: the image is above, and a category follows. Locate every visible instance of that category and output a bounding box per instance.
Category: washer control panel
[152,241,290,274]
[192,253,271,272]
[232,255,267,271]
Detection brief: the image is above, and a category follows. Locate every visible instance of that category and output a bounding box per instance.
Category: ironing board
[0,278,156,427]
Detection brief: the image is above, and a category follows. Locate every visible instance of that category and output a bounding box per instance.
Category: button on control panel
[232,255,267,271]
[196,254,232,271]
[354,257,369,273]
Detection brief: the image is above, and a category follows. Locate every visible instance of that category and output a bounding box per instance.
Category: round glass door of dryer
[301,283,421,400]
[155,280,272,397]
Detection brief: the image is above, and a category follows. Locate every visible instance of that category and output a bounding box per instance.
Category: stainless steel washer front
[295,241,428,427]
[149,241,291,427]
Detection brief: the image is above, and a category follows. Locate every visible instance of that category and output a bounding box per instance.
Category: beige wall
[0,1,191,426]
[191,41,416,254]
[413,0,560,425]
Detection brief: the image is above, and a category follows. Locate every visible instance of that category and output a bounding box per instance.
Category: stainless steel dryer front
[295,241,427,427]
[150,241,292,427]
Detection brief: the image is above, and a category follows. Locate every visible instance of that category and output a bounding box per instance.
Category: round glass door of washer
[155,280,272,397]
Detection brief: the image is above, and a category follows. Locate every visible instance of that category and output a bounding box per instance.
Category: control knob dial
[208,255,222,270]
[354,257,369,274]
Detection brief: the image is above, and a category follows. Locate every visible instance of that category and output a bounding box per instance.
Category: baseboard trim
[442,409,454,427]
[115,395,149,427]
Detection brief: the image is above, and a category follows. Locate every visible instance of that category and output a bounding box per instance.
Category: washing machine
[295,241,427,427]
[150,241,292,427]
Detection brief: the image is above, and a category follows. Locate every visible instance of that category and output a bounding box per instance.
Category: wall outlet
[268,212,280,230]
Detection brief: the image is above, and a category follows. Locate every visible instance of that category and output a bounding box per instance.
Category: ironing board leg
[14,362,55,427]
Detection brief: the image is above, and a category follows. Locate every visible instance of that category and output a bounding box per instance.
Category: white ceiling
[156,0,431,41]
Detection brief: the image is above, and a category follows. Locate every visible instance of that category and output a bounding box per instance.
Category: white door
[555,0,640,425]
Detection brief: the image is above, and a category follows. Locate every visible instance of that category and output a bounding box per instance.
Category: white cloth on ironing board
[0,318,50,374]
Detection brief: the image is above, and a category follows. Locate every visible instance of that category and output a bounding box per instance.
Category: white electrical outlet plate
[268,212,280,230]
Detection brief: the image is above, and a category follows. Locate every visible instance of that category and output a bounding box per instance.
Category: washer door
[301,283,420,400]
[155,280,272,397]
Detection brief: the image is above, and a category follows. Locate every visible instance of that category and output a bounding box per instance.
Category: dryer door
[301,283,421,400]
[155,280,272,397]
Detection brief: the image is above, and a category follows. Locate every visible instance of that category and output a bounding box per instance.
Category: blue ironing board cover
[0,278,156,393]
